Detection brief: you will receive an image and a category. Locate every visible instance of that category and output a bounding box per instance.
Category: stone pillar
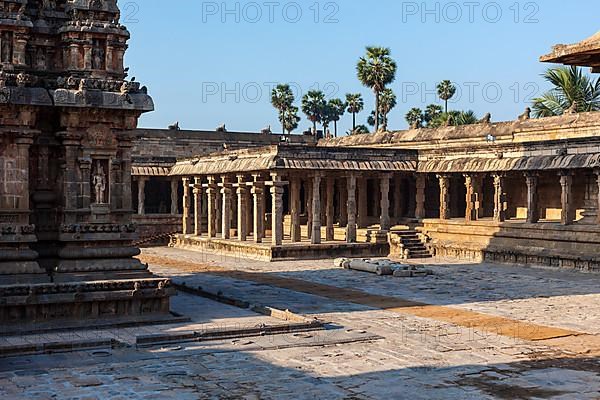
[346,175,357,243]
[271,174,285,246]
[358,178,368,228]
[83,44,93,70]
[14,134,33,216]
[58,132,81,224]
[119,142,133,212]
[193,177,203,236]
[438,174,450,220]
[393,175,402,222]
[306,179,313,240]
[182,177,191,235]
[325,177,335,241]
[464,174,479,222]
[525,173,539,223]
[252,175,265,243]
[492,174,507,222]
[560,171,575,226]
[311,175,322,244]
[79,157,92,210]
[236,175,248,241]
[205,177,217,238]
[290,177,302,242]
[219,176,231,239]
[380,174,391,231]
[415,174,426,219]
[171,178,179,215]
[338,179,348,227]
[137,177,147,215]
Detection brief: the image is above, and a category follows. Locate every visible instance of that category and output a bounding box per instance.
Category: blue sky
[124,0,598,134]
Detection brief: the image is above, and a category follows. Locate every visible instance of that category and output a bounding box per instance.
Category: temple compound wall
[169,111,600,270]
[0,0,174,328]
[129,129,315,244]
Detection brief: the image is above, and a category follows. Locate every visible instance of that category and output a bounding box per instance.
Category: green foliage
[437,80,456,113]
[301,90,327,132]
[357,46,397,131]
[532,66,600,118]
[271,84,296,134]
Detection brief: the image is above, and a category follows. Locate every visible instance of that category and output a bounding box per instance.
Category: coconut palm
[345,93,364,133]
[437,80,456,113]
[532,66,600,118]
[405,108,424,128]
[325,98,345,137]
[357,46,397,132]
[428,110,479,128]
[271,84,295,135]
[301,90,326,135]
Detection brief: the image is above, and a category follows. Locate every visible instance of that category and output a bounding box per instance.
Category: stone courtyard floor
[1,247,600,399]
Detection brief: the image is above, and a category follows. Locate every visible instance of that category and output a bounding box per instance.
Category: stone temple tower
[0,0,173,328]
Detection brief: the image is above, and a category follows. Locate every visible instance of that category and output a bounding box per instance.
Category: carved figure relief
[92,161,107,204]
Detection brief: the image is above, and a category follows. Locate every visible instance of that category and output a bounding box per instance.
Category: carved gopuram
[0,0,174,329]
[170,145,418,261]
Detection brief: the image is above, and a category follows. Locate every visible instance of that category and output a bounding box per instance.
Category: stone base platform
[0,278,176,332]
[171,234,389,261]
[419,219,600,272]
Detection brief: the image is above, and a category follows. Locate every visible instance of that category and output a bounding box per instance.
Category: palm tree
[271,84,295,135]
[405,108,424,128]
[532,66,600,118]
[327,98,346,137]
[357,46,397,132]
[378,88,396,131]
[301,90,326,135]
[345,93,364,133]
[424,104,443,126]
[437,80,456,113]
[282,105,301,134]
[367,110,384,128]
[455,110,478,125]
[350,124,370,135]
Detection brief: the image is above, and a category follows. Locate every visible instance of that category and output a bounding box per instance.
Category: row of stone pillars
[180,172,399,246]
[181,173,286,245]
[433,171,600,225]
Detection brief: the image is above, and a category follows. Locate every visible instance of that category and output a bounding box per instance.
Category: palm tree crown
[437,80,457,113]
[327,98,346,137]
[532,66,600,118]
[345,93,364,133]
[271,84,295,135]
[357,46,397,132]
[301,90,326,135]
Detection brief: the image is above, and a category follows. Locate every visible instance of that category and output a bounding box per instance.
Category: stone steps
[389,230,433,259]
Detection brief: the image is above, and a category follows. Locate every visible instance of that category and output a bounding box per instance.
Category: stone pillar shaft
[358,178,368,228]
[271,175,285,246]
[182,177,191,235]
[438,175,450,220]
[415,174,426,219]
[464,174,481,222]
[326,178,335,241]
[338,179,348,227]
[219,177,231,239]
[171,179,179,215]
[137,177,147,216]
[560,172,575,225]
[493,174,507,222]
[237,175,248,241]
[306,179,313,240]
[252,179,265,243]
[311,175,322,244]
[193,177,203,236]
[290,178,301,242]
[525,174,539,223]
[380,174,391,231]
[346,175,357,243]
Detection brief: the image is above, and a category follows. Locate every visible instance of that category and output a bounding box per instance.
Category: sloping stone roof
[419,153,600,173]
[541,31,600,71]
[170,145,417,176]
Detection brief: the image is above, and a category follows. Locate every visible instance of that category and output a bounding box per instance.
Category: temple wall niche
[0,140,25,210]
